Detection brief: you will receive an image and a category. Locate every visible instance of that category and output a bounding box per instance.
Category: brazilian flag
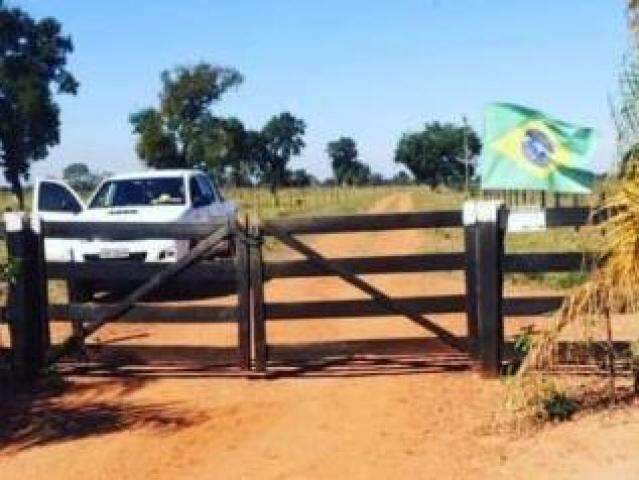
[480,103,598,193]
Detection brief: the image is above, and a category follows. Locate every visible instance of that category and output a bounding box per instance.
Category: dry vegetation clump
[501,164,639,430]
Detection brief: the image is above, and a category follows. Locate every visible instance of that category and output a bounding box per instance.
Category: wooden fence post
[235,222,251,371]
[474,201,505,377]
[249,225,267,373]
[463,202,478,356]
[554,192,561,208]
[5,213,50,381]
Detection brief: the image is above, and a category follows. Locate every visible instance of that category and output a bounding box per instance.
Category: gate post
[235,221,251,371]
[463,203,479,356]
[248,225,267,373]
[5,213,50,381]
[474,201,506,377]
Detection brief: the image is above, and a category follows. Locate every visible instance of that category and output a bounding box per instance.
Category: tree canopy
[130,63,243,171]
[392,170,412,185]
[129,65,310,193]
[327,137,371,185]
[62,162,102,191]
[0,2,78,206]
[394,122,480,187]
[259,112,306,195]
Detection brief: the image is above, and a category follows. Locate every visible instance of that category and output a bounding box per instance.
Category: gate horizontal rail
[266,253,466,278]
[265,252,593,279]
[543,207,603,227]
[47,259,236,282]
[503,252,593,273]
[268,210,463,234]
[42,219,229,240]
[262,295,566,320]
[265,295,467,319]
[1,304,236,323]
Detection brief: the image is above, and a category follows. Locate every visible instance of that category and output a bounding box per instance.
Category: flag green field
[479,103,598,193]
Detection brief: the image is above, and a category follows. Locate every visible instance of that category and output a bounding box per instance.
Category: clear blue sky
[14,0,630,180]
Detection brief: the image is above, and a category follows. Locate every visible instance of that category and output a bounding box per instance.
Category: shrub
[541,391,578,422]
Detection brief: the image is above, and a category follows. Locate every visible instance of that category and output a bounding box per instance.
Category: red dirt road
[2,192,639,479]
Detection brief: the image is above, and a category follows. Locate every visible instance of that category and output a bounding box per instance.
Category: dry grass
[502,166,639,429]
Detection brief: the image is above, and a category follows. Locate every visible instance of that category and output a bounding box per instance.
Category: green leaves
[62,162,103,192]
[394,122,480,188]
[260,112,306,194]
[327,137,371,186]
[130,64,307,193]
[159,64,243,125]
[130,63,243,171]
[0,4,78,206]
[1,256,21,284]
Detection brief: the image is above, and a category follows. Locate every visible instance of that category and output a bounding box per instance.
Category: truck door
[33,180,85,261]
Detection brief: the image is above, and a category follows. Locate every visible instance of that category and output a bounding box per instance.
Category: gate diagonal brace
[48,222,232,364]
[263,223,468,353]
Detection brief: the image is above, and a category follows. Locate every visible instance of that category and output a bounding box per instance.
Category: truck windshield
[89,177,185,208]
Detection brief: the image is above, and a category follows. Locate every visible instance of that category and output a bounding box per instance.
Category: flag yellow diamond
[490,119,572,179]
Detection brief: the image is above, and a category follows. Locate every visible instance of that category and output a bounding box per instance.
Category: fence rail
[42,219,230,240]
[503,252,593,273]
[47,259,237,282]
[265,253,466,278]
[264,210,462,234]
[0,304,237,324]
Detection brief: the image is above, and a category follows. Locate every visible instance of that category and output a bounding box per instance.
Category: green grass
[225,185,406,221]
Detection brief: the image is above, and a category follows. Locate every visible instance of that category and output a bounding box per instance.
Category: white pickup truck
[34,169,237,264]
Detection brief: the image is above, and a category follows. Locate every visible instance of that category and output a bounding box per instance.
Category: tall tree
[394,122,480,188]
[327,137,371,185]
[327,137,357,184]
[260,112,306,196]
[130,63,243,170]
[209,119,264,187]
[346,160,371,185]
[0,3,78,206]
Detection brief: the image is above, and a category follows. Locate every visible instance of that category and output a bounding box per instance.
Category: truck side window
[196,175,215,203]
[209,178,223,202]
[39,183,82,213]
[189,177,205,207]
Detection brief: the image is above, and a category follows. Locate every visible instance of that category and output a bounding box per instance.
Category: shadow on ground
[58,337,475,380]
[55,337,637,381]
[0,377,207,453]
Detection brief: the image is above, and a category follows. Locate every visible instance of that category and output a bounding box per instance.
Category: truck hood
[78,205,188,223]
